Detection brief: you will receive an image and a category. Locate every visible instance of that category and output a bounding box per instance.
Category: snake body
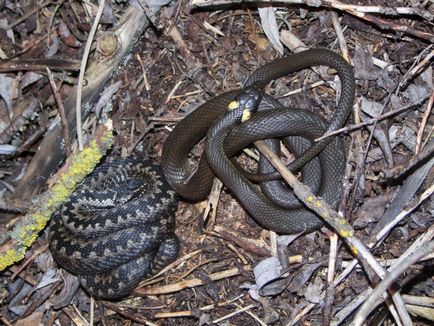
[162,48,355,233]
[206,86,346,232]
[49,158,179,299]
[49,49,354,299]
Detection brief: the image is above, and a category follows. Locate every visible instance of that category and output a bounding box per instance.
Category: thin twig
[234,303,268,326]
[134,265,252,295]
[212,304,256,324]
[353,241,434,325]
[315,96,429,141]
[330,12,349,61]
[254,140,412,325]
[76,0,106,151]
[415,89,434,154]
[2,1,53,30]
[323,232,338,325]
[398,47,434,91]
[90,297,94,326]
[371,183,434,248]
[45,67,71,156]
[103,302,158,326]
[47,0,67,47]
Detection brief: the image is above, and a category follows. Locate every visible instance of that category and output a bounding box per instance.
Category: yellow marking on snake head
[228,101,239,110]
[241,109,251,122]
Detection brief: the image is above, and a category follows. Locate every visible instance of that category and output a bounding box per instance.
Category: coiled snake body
[49,49,355,299]
[162,48,355,233]
[49,158,179,299]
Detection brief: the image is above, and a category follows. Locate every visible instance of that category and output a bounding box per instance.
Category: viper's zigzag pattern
[49,157,179,299]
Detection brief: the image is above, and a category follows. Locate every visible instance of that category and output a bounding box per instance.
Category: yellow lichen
[306,195,315,203]
[350,246,359,256]
[0,125,114,272]
[46,184,70,209]
[0,248,24,271]
[338,229,354,238]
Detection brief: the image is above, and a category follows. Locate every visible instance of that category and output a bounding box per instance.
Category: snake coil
[49,157,179,299]
[162,48,355,233]
[49,49,355,299]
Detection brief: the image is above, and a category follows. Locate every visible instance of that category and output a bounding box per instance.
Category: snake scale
[162,48,355,233]
[49,158,179,299]
[49,49,355,299]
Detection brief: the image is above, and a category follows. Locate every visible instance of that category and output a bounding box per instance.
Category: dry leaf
[258,7,284,55]
[15,311,43,326]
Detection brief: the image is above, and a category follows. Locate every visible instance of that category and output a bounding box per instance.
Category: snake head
[228,84,262,123]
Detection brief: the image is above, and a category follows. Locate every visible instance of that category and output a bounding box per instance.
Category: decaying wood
[0,121,113,271]
[8,7,150,202]
[1,0,433,325]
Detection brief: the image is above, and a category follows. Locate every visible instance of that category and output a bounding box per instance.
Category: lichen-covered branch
[254,140,413,325]
[0,121,113,271]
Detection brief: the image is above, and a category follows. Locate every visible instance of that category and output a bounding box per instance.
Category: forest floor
[0,0,433,325]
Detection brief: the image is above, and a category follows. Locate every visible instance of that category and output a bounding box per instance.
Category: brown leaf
[15,311,43,326]
[353,194,390,228]
[353,42,380,81]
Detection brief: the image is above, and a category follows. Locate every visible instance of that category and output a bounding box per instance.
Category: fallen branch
[8,6,149,202]
[254,140,413,325]
[332,224,434,324]
[0,58,80,72]
[190,0,434,42]
[0,121,113,271]
[353,241,434,326]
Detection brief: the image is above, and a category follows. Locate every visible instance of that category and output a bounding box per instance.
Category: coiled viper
[49,49,355,299]
[49,157,179,299]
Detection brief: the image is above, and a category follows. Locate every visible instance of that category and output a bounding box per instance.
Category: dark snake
[162,48,355,233]
[49,158,179,299]
[49,49,355,299]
